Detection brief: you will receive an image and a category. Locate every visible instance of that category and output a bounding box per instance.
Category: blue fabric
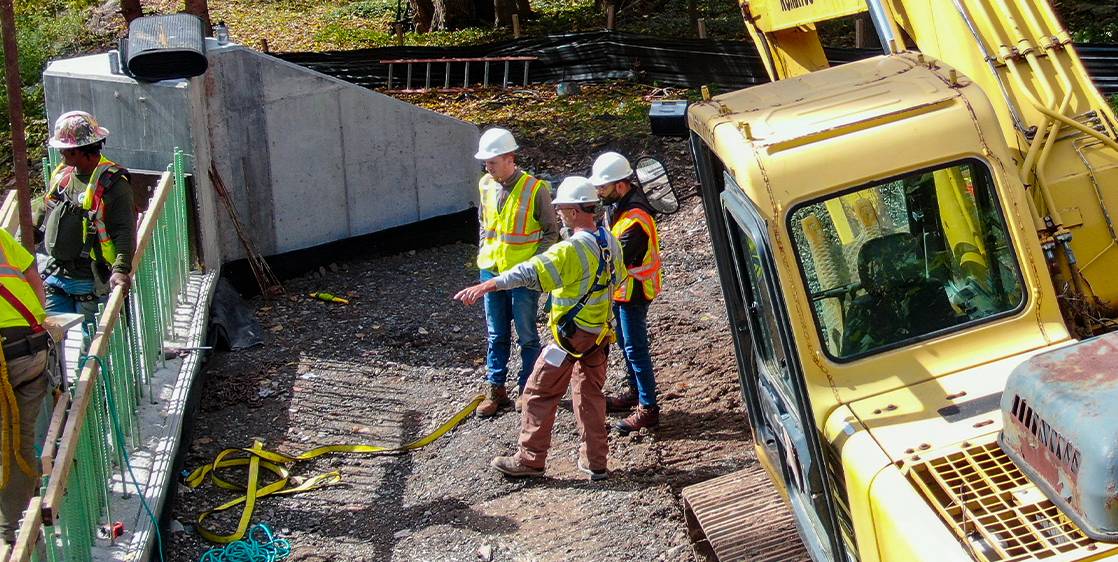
[614,301,657,406]
[44,274,101,326]
[482,269,542,389]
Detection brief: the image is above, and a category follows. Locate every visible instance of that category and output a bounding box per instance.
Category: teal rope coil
[199,523,292,562]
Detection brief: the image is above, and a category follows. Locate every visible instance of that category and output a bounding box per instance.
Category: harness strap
[0,282,43,334]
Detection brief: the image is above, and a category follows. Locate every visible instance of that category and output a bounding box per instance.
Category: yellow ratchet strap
[185,393,484,544]
[0,347,34,489]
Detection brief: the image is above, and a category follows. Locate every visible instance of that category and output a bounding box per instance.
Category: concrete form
[44,41,480,268]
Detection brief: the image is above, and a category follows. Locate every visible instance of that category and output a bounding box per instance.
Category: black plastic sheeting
[276,31,1118,95]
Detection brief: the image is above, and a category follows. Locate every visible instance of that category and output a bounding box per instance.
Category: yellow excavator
[687,0,1118,560]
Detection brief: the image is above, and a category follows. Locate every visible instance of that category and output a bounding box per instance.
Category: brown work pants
[0,350,47,544]
[515,328,609,472]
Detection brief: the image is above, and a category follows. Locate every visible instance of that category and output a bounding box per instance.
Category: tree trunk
[120,0,142,25]
[473,0,494,27]
[412,0,434,32]
[432,0,475,30]
[515,0,532,19]
[184,0,212,34]
[494,0,514,26]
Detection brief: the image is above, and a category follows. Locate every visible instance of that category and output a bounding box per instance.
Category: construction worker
[38,111,135,326]
[455,177,626,481]
[0,228,51,545]
[472,127,558,417]
[590,152,663,434]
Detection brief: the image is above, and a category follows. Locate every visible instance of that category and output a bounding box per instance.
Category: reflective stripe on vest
[477,173,546,272]
[610,208,662,302]
[49,155,121,265]
[533,233,620,334]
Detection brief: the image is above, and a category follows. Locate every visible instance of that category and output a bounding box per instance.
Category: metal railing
[5,149,192,561]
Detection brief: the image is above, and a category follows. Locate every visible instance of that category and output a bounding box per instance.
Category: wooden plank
[8,496,42,562]
[41,171,174,523]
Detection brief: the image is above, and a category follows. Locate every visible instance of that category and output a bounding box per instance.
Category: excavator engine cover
[1000,331,1118,542]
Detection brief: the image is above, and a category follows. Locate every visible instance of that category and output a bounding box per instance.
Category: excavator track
[682,464,810,562]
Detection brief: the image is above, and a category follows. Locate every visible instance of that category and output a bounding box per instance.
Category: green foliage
[0,0,102,185]
[1054,0,1118,43]
[329,0,400,21]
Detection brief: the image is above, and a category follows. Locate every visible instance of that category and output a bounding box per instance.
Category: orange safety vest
[610,208,662,302]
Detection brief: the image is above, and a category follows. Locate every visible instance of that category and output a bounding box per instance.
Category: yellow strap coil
[185,393,484,544]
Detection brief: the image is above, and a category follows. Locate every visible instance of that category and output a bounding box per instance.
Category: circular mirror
[635,157,679,215]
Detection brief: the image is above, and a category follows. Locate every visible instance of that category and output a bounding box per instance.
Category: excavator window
[790,158,1025,360]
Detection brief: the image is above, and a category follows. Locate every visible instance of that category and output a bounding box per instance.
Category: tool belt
[43,282,99,303]
[0,328,49,361]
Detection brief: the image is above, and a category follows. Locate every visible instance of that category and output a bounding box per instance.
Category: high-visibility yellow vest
[0,230,45,330]
[476,172,547,272]
[611,208,662,302]
[532,230,626,335]
[49,155,123,266]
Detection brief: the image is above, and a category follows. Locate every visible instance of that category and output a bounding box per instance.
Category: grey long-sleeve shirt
[478,169,559,257]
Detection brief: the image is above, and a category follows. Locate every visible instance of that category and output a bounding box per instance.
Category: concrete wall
[44,42,480,267]
[43,55,194,174]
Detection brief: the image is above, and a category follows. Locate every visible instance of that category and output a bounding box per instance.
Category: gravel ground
[165,137,754,561]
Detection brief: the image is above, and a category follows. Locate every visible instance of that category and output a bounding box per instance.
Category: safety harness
[0,282,48,486]
[553,227,616,357]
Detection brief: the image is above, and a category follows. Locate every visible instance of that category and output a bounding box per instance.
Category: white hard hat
[588,151,633,186]
[474,127,519,160]
[553,176,599,206]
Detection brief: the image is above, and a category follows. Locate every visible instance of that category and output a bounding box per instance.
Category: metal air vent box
[1000,332,1118,542]
[125,14,208,82]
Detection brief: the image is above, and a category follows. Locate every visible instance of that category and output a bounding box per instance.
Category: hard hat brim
[552,197,599,205]
[48,126,110,149]
[474,147,515,160]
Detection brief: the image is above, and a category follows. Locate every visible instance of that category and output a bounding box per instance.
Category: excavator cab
[791,159,1025,360]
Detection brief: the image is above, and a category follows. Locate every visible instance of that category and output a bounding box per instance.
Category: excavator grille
[909,441,1117,561]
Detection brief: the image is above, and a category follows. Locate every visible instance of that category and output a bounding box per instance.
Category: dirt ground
[165,135,756,561]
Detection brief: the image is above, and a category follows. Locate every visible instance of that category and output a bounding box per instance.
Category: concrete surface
[44,41,480,268]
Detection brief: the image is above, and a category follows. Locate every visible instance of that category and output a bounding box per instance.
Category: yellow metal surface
[909,437,1118,561]
[847,346,1061,464]
[689,52,1071,427]
[743,0,865,32]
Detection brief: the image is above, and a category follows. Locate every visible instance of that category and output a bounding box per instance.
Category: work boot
[606,387,639,412]
[577,458,608,481]
[477,384,511,418]
[615,405,660,435]
[491,455,545,478]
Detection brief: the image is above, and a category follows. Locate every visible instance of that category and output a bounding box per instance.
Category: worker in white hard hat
[37,110,135,325]
[455,177,626,481]
[590,151,663,434]
[471,127,559,418]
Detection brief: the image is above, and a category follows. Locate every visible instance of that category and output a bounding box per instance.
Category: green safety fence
[9,149,193,562]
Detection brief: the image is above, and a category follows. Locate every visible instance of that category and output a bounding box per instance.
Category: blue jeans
[482,269,542,390]
[44,275,103,327]
[614,301,657,407]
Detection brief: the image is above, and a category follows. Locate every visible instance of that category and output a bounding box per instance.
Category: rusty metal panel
[1001,332,1118,543]
[681,466,810,562]
[910,439,1117,560]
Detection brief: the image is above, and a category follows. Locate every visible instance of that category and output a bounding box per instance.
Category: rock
[394,529,412,539]
[169,519,186,534]
[418,327,429,335]
[328,262,339,273]
[477,544,494,561]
